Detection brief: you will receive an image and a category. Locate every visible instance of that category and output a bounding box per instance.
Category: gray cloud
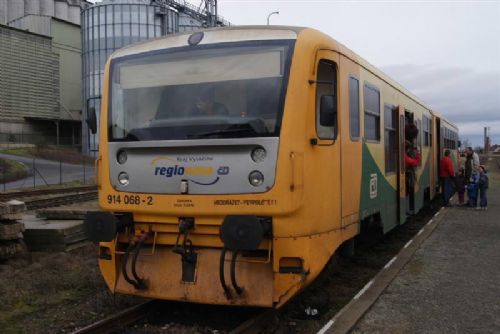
[381,64,500,146]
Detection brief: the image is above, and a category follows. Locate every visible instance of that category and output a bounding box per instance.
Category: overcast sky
[91,0,500,147]
[216,0,500,147]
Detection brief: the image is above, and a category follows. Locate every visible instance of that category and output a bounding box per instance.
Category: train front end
[86,28,312,307]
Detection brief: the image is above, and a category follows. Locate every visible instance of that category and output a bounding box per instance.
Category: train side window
[349,76,360,140]
[429,118,432,146]
[417,118,422,165]
[364,83,380,141]
[315,60,337,140]
[400,115,405,173]
[423,115,430,146]
[384,104,397,173]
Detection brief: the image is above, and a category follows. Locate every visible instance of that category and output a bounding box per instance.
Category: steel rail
[0,186,96,202]
[230,309,277,334]
[24,191,97,210]
[71,300,156,334]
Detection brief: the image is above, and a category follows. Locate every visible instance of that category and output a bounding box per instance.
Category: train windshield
[109,41,293,141]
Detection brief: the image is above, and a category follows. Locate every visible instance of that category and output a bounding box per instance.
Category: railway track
[0,185,96,202]
[66,199,442,334]
[23,191,97,210]
[71,300,156,334]
[0,186,97,210]
[230,309,277,334]
[70,299,274,334]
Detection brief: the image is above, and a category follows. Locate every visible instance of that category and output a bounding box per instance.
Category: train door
[313,50,342,234]
[397,106,406,223]
[339,55,362,238]
[404,110,418,215]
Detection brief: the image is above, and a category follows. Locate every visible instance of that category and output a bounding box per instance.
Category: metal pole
[56,120,60,146]
[59,159,62,185]
[2,159,5,192]
[267,11,279,25]
[33,157,35,188]
[215,0,218,26]
[83,159,86,184]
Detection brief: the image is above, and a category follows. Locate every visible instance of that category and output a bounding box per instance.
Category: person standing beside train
[472,148,480,172]
[465,148,473,182]
[478,165,489,210]
[440,149,455,207]
[465,147,480,178]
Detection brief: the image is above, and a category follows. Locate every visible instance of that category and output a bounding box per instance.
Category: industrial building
[0,0,91,147]
[0,0,227,152]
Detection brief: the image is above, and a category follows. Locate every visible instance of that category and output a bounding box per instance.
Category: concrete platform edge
[317,207,447,334]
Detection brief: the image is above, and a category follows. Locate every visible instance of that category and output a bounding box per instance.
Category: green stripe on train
[359,141,399,233]
[359,142,433,233]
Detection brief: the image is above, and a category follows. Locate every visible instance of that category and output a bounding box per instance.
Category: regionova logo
[151,156,229,186]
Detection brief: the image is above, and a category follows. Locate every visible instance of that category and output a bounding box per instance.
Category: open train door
[397,105,406,223]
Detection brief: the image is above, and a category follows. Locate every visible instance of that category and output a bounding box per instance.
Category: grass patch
[1,146,94,165]
[0,158,29,183]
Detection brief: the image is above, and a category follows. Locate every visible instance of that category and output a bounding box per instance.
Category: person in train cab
[189,88,228,116]
[440,149,455,207]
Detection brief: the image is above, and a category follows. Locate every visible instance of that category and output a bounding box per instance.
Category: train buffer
[319,158,500,334]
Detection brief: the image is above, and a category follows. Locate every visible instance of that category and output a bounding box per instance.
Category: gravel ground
[0,201,440,334]
[0,243,145,334]
[352,158,500,333]
[259,199,441,334]
[3,155,479,333]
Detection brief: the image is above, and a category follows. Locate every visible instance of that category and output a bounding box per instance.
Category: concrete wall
[51,19,82,120]
[0,25,59,122]
[8,14,52,36]
[0,0,6,23]
[0,0,91,25]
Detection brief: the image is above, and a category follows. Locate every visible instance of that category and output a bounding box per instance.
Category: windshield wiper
[187,127,258,139]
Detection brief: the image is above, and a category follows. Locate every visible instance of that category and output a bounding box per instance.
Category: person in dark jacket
[467,172,479,208]
[440,149,455,207]
[465,148,473,182]
[189,89,228,116]
[455,167,466,205]
[478,165,489,210]
[405,120,419,144]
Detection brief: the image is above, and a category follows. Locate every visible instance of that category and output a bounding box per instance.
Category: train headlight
[251,147,267,163]
[249,170,264,187]
[118,172,129,186]
[117,150,127,164]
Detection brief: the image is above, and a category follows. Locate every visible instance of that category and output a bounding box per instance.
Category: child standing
[455,168,466,205]
[478,165,489,210]
[467,172,479,208]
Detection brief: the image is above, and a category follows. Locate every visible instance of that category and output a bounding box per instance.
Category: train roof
[108,25,456,128]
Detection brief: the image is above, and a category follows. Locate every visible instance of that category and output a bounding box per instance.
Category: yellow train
[85,26,459,308]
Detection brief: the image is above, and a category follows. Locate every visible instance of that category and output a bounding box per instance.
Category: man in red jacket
[440,149,455,207]
[405,150,421,167]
